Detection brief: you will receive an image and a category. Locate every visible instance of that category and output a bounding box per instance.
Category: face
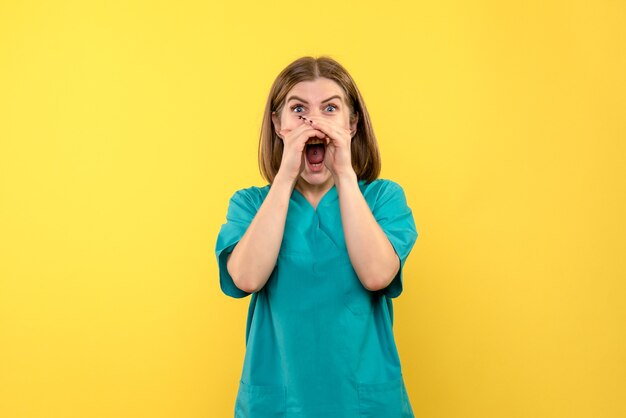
[271,77,357,188]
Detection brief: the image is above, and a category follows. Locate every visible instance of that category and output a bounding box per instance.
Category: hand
[276,122,329,182]
[299,116,355,179]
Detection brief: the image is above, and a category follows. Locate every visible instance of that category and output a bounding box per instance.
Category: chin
[300,166,332,184]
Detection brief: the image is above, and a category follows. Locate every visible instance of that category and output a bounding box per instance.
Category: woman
[215,56,418,418]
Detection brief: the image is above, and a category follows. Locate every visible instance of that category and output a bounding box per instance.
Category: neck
[295,176,335,198]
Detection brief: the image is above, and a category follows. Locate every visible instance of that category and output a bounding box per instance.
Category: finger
[300,131,327,149]
[284,129,327,152]
[304,119,341,140]
[280,121,321,139]
[301,116,334,130]
[279,120,311,138]
[297,126,326,139]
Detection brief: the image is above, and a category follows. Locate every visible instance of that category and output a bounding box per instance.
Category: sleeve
[214,189,257,298]
[373,181,418,299]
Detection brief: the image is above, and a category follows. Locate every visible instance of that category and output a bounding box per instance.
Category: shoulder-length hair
[258,56,381,185]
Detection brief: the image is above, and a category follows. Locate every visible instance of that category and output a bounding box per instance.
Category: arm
[227,174,294,293]
[335,171,400,291]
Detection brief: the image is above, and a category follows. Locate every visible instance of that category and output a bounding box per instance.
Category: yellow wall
[1,1,624,417]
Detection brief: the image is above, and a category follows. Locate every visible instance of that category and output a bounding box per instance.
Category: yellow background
[1,1,625,417]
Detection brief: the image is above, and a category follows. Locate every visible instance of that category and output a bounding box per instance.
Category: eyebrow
[286,95,343,104]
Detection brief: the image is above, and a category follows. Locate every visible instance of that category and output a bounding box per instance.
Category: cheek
[284,117,304,130]
[342,114,352,129]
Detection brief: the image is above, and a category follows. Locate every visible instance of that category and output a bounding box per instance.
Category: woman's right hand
[276,123,327,182]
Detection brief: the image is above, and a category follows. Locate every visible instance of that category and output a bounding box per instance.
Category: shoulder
[360,178,405,202]
[229,184,271,209]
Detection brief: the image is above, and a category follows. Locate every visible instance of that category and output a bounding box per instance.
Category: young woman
[215,56,418,418]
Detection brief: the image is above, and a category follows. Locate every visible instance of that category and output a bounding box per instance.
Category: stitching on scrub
[357,376,404,418]
[357,376,403,393]
[236,380,287,417]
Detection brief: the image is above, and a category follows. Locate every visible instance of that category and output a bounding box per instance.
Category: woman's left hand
[301,116,355,179]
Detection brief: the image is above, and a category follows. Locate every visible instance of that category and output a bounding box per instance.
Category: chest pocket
[235,379,286,418]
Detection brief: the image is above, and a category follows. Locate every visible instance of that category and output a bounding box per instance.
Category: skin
[227,77,399,293]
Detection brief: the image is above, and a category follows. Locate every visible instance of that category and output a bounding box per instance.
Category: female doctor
[215,55,418,418]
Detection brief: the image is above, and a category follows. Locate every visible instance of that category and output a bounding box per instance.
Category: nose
[302,110,328,123]
[307,108,323,117]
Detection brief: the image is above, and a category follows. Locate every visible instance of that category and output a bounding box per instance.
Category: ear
[350,111,359,137]
[271,111,282,138]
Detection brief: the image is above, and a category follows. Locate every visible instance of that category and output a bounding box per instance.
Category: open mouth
[305,140,325,169]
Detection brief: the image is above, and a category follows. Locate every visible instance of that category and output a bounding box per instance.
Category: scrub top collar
[292,179,367,212]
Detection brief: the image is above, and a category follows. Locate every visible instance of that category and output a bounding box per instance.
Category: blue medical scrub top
[215,178,418,418]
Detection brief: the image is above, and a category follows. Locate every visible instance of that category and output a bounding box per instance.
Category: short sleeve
[214,189,258,298]
[373,181,418,298]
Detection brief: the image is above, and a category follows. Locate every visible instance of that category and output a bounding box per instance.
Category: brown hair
[258,56,381,184]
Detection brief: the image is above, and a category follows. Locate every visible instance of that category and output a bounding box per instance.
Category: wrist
[333,169,358,188]
[273,172,297,189]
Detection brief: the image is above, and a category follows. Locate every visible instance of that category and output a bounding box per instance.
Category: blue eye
[290,103,339,113]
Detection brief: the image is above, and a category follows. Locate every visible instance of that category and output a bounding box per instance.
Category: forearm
[335,172,399,291]
[227,174,294,293]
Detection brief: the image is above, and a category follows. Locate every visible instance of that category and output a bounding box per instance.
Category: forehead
[287,78,346,102]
